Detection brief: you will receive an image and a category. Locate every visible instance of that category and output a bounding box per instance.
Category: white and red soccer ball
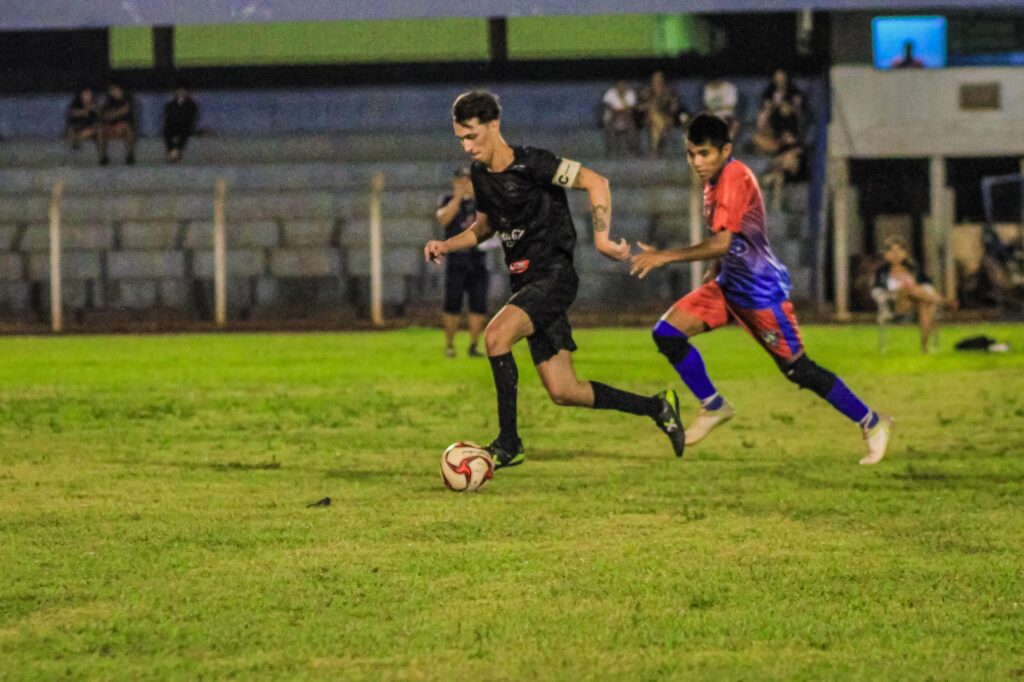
[440,442,494,492]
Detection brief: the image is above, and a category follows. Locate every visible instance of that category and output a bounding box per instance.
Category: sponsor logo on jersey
[509,260,530,274]
[728,237,748,256]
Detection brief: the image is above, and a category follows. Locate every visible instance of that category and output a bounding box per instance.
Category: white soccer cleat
[860,413,894,465]
[684,399,735,446]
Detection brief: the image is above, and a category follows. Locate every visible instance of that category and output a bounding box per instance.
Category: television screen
[872,16,947,69]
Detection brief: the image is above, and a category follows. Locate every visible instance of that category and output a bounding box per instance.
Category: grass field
[1,324,1023,680]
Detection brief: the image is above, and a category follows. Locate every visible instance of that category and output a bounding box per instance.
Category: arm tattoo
[592,205,609,233]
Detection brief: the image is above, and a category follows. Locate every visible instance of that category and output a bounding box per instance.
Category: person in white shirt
[702,78,741,140]
[601,80,639,157]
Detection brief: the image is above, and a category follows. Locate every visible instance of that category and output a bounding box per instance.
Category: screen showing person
[872,16,947,70]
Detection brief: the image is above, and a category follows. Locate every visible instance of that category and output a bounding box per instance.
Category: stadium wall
[110,16,711,68]
[830,66,1024,159]
[0,14,824,94]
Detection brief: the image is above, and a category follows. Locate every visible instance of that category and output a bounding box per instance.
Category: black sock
[591,381,661,418]
[488,352,519,443]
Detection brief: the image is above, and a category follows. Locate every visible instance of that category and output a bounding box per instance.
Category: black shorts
[443,261,488,315]
[508,266,579,365]
[164,132,191,151]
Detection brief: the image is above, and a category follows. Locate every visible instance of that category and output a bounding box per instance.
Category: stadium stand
[0,78,822,319]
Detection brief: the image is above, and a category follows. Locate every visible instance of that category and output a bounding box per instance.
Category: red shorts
[674,281,804,362]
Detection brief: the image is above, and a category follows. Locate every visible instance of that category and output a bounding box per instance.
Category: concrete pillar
[830,157,851,321]
[48,180,64,332]
[942,187,957,302]
[688,178,703,290]
[927,156,958,301]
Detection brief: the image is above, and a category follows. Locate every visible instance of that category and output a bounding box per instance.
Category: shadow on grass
[890,463,1024,487]
[525,448,646,463]
[105,457,283,472]
[210,459,281,472]
[323,468,406,482]
[782,462,1024,492]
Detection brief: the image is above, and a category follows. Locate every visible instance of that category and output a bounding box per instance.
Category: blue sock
[703,394,725,410]
[825,378,876,428]
[653,320,719,404]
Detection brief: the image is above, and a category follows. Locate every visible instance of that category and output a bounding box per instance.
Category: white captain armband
[552,158,581,188]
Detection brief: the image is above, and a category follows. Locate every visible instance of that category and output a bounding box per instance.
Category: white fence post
[214,179,228,327]
[688,176,703,289]
[48,179,64,333]
[369,173,385,327]
[830,158,852,321]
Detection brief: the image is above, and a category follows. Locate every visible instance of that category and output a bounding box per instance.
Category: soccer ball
[440,442,494,492]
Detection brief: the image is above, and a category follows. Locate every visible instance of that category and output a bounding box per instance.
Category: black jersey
[437,193,484,268]
[470,146,579,288]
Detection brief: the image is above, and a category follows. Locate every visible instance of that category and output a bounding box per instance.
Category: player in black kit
[424,90,684,469]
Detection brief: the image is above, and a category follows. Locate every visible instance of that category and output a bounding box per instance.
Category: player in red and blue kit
[630,114,893,465]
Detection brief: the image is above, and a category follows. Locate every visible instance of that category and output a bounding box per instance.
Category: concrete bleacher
[0,78,824,140]
[0,78,822,319]
[0,154,677,314]
[0,151,815,316]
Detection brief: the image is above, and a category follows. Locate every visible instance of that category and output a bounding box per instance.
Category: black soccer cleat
[486,437,525,470]
[654,389,686,458]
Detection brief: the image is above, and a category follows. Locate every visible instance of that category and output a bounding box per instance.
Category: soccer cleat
[684,398,735,446]
[654,389,686,457]
[486,438,525,470]
[468,345,484,358]
[860,413,894,465]
[444,347,456,358]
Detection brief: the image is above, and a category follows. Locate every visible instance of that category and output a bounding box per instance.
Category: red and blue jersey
[703,158,791,308]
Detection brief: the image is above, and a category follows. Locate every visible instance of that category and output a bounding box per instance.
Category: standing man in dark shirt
[435,167,489,358]
[162,80,199,163]
[424,90,684,468]
[98,82,137,166]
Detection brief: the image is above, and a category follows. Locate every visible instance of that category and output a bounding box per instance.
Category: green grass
[1,324,1023,680]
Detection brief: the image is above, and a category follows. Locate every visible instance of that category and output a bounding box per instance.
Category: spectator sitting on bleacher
[762,130,808,211]
[162,80,199,163]
[702,77,740,140]
[754,98,802,156]
[98,82,137,166]
[638,71,687,158]
[872,237,951,353]
[759,69,805,119]
[753,69,806,156]
[64,87,100,151]
[601,80,639,158]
